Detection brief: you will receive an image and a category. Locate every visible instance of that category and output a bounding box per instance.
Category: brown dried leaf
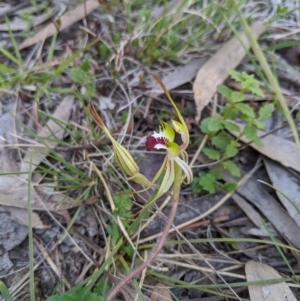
[193,23,266,122]
[150,283,172,301]
[245,261,297,301]
[19,0,100,49]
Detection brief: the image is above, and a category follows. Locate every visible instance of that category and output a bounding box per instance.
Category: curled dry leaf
[193,23,266,122]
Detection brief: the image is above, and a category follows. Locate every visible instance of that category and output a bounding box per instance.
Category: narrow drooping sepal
[174,156,193,184]
[155,159,175,200]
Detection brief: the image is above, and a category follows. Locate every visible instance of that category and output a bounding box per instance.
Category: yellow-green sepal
[160,121,175,141]
[155,158,175,200]
[166,141,180,158]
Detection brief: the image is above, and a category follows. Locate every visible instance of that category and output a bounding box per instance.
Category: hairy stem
[106,163,182,301]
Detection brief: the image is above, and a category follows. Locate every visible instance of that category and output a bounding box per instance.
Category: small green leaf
[210,164,223,179]
[81,55,90,72]
[235,103,255,118]
[253,119,266,129]
[230,91,245,103]
[221,104,238,120]
[222,160,241,177]
[241,75,264,97]
[212,132,233,151]
[202,147,221,160]
[222,120,240,132]
[258,103,275,119]
[192,177,202,193]
[199,117,210,134]
[222,182,237,192]
[217,84,232,99]
[207,115,224,132]
[228,69,243,82]
[253,136,264,147]
[123,245,134,258]
[225,142,239,157]
[244,124,257,141]
[199,172,217,194]
[70,67,87,83]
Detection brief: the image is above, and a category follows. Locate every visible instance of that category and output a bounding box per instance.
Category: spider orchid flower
[145,76,193,199]
[146,120,193,199]
[88,104,153,187]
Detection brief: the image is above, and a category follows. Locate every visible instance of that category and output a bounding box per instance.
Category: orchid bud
[88,104,153,187]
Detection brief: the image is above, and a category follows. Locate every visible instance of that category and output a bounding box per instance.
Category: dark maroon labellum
[146,135,168,151]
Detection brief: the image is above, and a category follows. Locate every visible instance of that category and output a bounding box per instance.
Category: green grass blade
[28,151,36,301]
[0,281,14,301]
[5,16,23,70]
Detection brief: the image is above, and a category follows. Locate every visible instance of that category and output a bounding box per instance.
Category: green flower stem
[106,164,182,301]
[236,7,300,155]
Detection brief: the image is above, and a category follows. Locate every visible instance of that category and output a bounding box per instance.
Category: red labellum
[146,135,168,151]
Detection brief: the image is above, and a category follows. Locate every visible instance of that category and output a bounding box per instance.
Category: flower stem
[106,163,182,301]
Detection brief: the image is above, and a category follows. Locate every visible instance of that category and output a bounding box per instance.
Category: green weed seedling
[193,70,275,194]
[45,279,110,301]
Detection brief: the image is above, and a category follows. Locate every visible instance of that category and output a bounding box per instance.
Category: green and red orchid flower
[145,76,193,199]
[88,74,192,201]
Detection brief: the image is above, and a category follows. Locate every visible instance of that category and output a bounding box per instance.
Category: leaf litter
[0,1,300,301]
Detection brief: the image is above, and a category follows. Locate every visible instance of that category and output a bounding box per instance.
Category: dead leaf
[225,169,300,247]
[0,95,75,228]
[150,283,172,301]
[0,97,23,150]
[145,57,206,117]
[245,261,297,301]
[232,194,264,228]
[229,123,300,173]
[0,186,77,212]
[193,23,266,122]
[148,58,206,96]
[6,207,49,229]
[19,95,74,178]
[264,158,300,228]
[225,175,300,249]
[0,11,54,31]
[19,0,101,49]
